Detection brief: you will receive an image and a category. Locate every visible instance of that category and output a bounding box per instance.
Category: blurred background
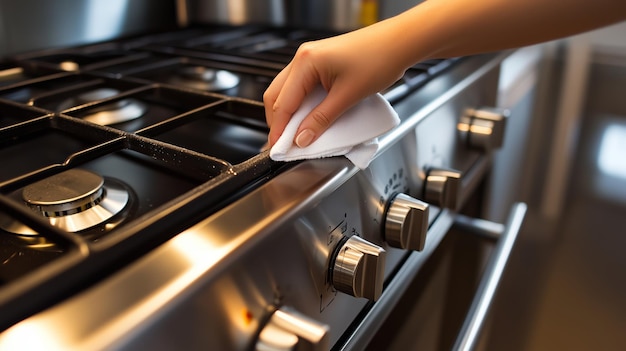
[483,21,626,351]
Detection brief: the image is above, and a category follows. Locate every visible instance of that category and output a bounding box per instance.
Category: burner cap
[0,169,130,234]
[57,88,147,125]
[23,168,105,216]
[169,66,240,91]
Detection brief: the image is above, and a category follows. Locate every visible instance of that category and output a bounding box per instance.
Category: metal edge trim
[452,202,527,351]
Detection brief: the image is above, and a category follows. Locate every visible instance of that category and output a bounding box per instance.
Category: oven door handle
[452,202,527,351]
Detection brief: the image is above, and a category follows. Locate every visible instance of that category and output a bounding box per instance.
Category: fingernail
[295,129,315,148]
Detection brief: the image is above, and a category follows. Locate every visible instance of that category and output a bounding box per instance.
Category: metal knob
[384,193,429,251]
[332,235,386,301]
[458,107,509,151]
[424,168,462,210]
[256,307,330,351]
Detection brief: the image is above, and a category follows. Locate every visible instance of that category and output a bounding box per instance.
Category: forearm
[264,0,625,148]
[378,0,626,70]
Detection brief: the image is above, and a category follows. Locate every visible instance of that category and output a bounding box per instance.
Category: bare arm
[264,0,626,148]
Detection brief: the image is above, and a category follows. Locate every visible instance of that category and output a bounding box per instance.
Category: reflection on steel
[81,99,148,125]
[168,66,240,91]
[57,88,147,125]
[59,61,79,71]
[384,193,429,251]
[59,88,121,109]
[332,235,386,301]
[256,307,330,351]
[0,67,24,81]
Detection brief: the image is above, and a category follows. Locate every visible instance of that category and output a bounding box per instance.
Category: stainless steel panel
[0,0,177,57]
[330,54,508,350]
[187,0,287,27]
[381,52,506,211]
[185,0,367,31]
[183,0,430,31]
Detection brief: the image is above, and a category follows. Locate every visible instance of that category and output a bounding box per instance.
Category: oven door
[338,202,527,351]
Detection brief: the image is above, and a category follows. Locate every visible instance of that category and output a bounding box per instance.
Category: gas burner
[0,168,130,234]
[168,66,240,91]
[57,87,148,125]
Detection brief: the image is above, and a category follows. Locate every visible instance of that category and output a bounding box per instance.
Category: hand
[263,25,407,148]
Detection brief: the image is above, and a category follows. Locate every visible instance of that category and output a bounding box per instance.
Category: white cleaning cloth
[269,85,400,169]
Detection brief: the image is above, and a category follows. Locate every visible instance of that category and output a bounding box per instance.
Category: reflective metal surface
[331,235,386,301]
[22,169,105,213]
[424,168,463,210]
[184,0,362,31]
[256,307,330,351]
[181,0,428,31]
[0,158,359,350]
[167,67,240,91]
[452,203,527,351]
[0,67,23,82]
[384,193,429,251]
[81,99,147,125]
[0,0,176,57]
[458,107,509,152]
[57,88,121,111]
[0,53,508,350]
[57,88,149,125]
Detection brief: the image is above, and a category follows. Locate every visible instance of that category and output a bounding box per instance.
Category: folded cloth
[269,85,400,169]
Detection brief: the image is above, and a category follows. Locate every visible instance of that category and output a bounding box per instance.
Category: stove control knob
[332,235,386,301]
[385,193,430,251]
[458,107,509,151]
[424,168,462,210]
[256,307,330,351]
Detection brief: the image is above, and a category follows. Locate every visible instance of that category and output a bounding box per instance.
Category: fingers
[265,70,309,146]
[263,33,394,148]
[264,65,367,148]
[263,64,290,144]
[265,76,352,148]
[264,45,321,147]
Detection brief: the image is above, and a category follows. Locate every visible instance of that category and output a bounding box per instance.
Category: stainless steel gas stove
[0,17,526,351]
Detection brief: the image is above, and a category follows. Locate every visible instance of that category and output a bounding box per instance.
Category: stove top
[0,24,456,332]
